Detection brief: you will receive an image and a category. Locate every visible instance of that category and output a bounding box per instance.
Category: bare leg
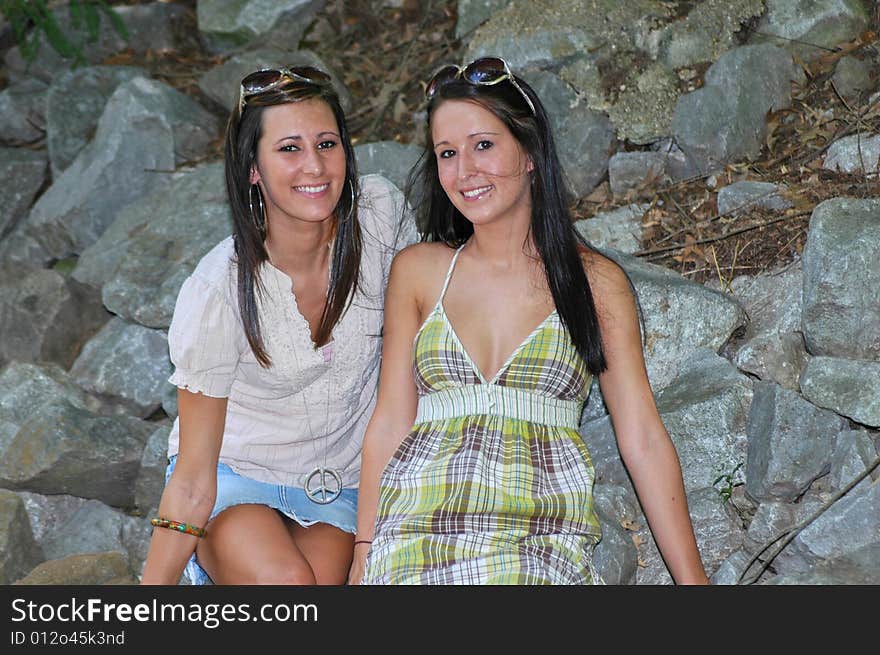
[287,522,354,585]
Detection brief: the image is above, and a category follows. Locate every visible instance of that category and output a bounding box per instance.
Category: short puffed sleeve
[167,273,243,398]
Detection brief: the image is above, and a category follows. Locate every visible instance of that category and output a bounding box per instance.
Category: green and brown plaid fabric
[363,246,604,585]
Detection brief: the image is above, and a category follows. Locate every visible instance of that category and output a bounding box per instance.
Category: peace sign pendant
[305,467,343,504]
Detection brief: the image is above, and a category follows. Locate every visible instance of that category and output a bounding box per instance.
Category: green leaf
[69,0,84,31]
[40,10,79,59]
[96,0,128,41]
[83,2,101,43]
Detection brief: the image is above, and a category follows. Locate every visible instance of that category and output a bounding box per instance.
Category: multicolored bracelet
[150,517,207,539]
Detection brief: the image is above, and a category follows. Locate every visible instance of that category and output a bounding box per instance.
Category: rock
[716,181,794,216]
[822,134,880,175]
[782,479,880,574]
[763,543,880,584]
[524,70,615,197]
[651,138,702,181]
[161,384,179,420]
[456,0,510,38]
[710,549,754,585]
[197,0,325,52]
[745,499,799,554]
[198,47,351,114]
[355,141,422,194]
[591,484,640,585]
[0,269,110,369]
[799,356,880,427]
[0,78,48,144]
[802,198,880,360]
[581,377,607,423]
[745,381,847,503]
[0,148,47,238]
[4,2,199,84]
[829,429,879,494]
[70,318,173,418]
[46,65,147,177]
[605,64,680,145]
[136,424,171,516]
[601,249,748,392]
[0,490,43,584]
[672,44,798,171]
[636,486,744,584]
[0,363,154,507]
[832,55,876,100]
[41,500,147,566]
[0,227,52,274]
[749,0,871,61]
[25,77,220,260]
[14,552,136,585]
[15,492,89,542]
[647,0,765,68]
[70,163,231,329]
[721,262,808,390]
[575,204,647,254]
[608,152,669,197]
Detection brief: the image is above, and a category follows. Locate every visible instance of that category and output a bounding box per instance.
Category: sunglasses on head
[424,56,536,116]
[238,66,332,113]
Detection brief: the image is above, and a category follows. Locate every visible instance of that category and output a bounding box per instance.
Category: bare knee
[252,562,316,586]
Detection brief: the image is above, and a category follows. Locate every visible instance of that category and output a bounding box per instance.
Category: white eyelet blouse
[165,175,418,488]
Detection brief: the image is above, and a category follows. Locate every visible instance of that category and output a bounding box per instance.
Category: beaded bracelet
[150,517,208,539]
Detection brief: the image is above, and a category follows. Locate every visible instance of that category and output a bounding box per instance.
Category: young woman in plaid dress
[349,58,709,585]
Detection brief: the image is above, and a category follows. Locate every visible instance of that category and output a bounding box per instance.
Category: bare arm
[348,246,423,584]
[140,389,227,585]
[589,256,709,585]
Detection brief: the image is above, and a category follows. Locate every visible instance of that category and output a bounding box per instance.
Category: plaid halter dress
[363,244,604,584]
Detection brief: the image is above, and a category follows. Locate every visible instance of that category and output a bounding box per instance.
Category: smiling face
[250,97,346,229]
[431,99,533,229]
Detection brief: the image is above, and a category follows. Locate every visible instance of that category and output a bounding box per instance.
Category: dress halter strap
[438,242,467,302]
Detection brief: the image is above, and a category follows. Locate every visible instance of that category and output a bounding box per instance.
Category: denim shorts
[164,456,358,585]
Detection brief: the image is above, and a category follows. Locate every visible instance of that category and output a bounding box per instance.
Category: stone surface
[0,490,43,584]
[750,0,870,61]
[832,55,876,100]
[70,318,173,418]
[15,492,89,542]
[0,227,52,274]
[605,64,680,145]
[41,500,146,564]
[14,552,136,585]
[710,549,753,585]
[0,148,47,238]
[822,134,880,175]
[355,141,422,193]
[0,78,48,144]
[456,0,510,38]
[608,152,669,197]
[198,0,325,51]
[46,65,147,177]
[25,77,220,260]
[829,429,879,494]
[135,424,171,516]
[764,543,880,584]
[745,381,847,503]
[591,483,640,585]
[716,181,794,216]
[575,204,647,254]
[71,163,231,329]
[799,356,880,427]
[802,198,880,360]
[0,269,110,369]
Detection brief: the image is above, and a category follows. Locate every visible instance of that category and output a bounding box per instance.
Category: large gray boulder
[4,2,199,84]
[799,356,880,428]
[0,227,52,274]
[69,318,173,418]
[831,55,876,100]
[46,65,147,177]
[591,483,640,585]
[197,0,325,52]
[198,47,351,114]
[745,381,847,503]
[672,45,799,172]
[0,148,47,238]
[15,492,89,543]
[25,77,221,260]
[355,141,422,194]
[802,198,880,360]
[765,544,880,585]
[0,363,153,507]
[135,424,171,516]
[0,79,48,144]
[602,249,748,392]
[456,0,510,38]
[14,552,137,585]
[749,0,871,61]
[0,490,43,585]
[608,153,670,198]
[716,181,794,216]
[524,70,614,197]
[71,163,232,329]
[829,429,879,494]
[0,269,110,369]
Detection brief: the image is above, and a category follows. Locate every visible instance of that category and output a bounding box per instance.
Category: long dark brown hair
[408,70,614,375]
[224,76,361,367]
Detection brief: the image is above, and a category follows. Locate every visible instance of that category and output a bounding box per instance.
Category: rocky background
[0,0,878,585]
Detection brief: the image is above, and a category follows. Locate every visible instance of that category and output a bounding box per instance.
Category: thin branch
[737,453,880,585]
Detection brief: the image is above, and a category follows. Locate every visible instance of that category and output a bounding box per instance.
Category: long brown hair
[224,76,361,367]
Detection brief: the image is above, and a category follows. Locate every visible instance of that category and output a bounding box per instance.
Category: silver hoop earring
[249,184,266,235]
